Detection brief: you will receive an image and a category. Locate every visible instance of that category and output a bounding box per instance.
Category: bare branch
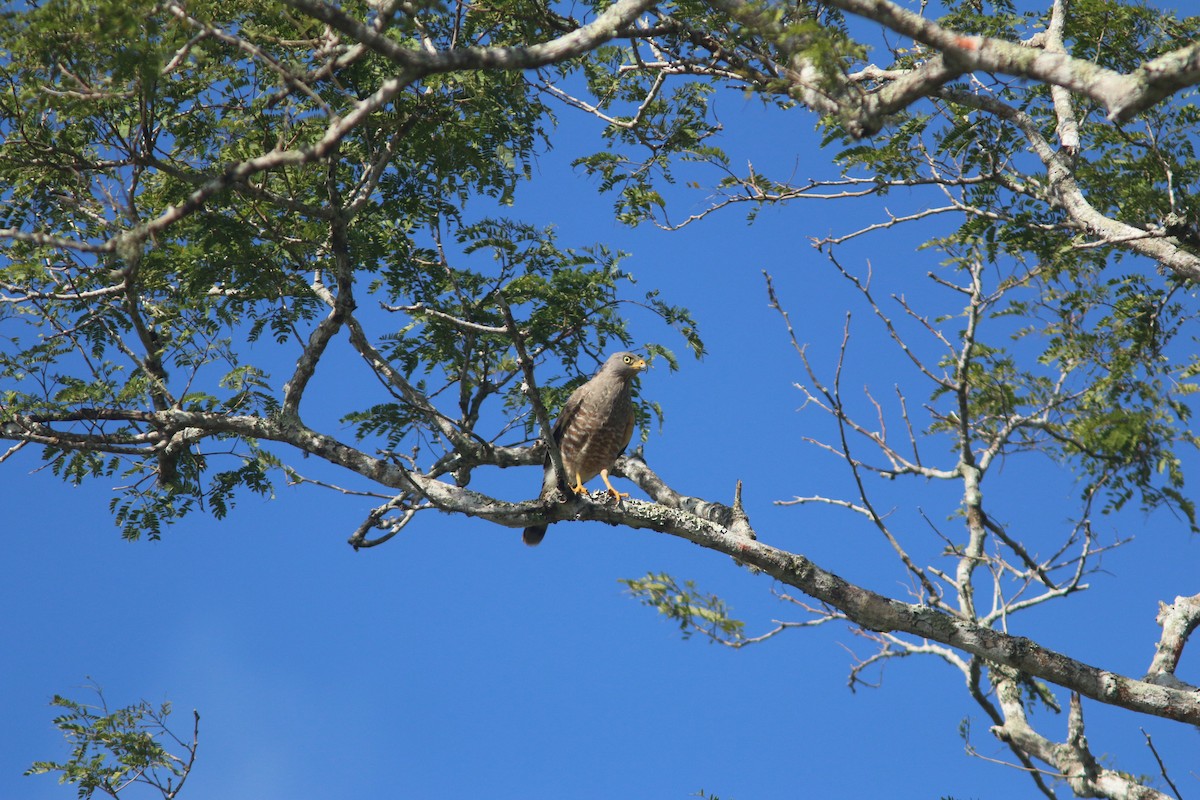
[1145,594,1200,689]
[991,673,1174,800]
[497,291,566,495]
[1141,728,1185,800]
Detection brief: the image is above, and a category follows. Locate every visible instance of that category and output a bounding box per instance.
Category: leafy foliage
[6,0,1200,797]
[572,0,1200,530]
[0,0,703,538]
[25,684,198,800]
[621,572,746,643]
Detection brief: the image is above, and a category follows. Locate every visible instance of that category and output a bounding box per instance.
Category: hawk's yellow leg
[600,468,629,502]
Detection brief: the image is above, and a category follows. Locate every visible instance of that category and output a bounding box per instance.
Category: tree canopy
[5,1,1200,798]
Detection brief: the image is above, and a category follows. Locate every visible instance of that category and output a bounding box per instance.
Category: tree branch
[287,0,658,74]
[824,0,1200,124]
[1145,594,1200,689]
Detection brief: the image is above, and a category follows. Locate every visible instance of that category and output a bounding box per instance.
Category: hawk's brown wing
[550,383,586,446]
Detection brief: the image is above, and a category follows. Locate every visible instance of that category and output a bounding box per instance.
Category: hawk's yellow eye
[623,355,632,364]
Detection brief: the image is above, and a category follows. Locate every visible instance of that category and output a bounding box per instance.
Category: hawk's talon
[604,487,629,503]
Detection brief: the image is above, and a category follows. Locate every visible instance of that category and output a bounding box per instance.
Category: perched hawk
[523,352,648,546]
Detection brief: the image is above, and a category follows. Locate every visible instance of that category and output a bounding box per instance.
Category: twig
[1141,727,1184,800]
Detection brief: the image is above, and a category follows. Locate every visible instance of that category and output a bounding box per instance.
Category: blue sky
[3,71,1200,800]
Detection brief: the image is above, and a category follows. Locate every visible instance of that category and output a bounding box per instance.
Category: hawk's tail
[522,525,548,546]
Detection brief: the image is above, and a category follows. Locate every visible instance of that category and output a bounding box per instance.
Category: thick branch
[703,0,961,137]
[941,88,1200,282]
[287,0,657,73]
[991,673,1172,800]
[657,513,1200,727]
[5,404,1199,725]
[824,0,1200,123]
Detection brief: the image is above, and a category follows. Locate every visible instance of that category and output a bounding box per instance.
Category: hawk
[523,352,648,545]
